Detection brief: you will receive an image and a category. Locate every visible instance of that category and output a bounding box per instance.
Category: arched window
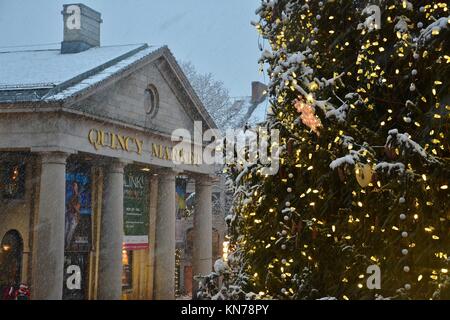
[145,84,159,119]
[0,230,23,288]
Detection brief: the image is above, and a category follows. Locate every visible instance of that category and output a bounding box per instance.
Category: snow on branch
[329,139,374,170]
[374,162,405,175]
[330,154,356,170]
[325,102,348,123]
[314,99,348,123]
[394,16,411,34]
[386,129,438,163]
[417,16,450,45]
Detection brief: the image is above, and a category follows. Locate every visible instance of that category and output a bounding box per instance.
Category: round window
[145,84,159,119]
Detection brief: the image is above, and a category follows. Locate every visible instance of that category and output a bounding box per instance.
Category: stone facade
[0,4,218,300]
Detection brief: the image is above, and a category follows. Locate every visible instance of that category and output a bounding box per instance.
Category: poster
[65,168,92,252]
[123,170,149,250]
[176,178,187,218]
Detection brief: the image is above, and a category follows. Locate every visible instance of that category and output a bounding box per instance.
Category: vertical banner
[176,177,187,218]
[123,169,149,250]
[63,166,91,300]
[65,168,92,252]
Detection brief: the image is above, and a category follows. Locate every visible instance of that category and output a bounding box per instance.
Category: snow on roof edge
[44,45,165,101]
[0,43,148,92]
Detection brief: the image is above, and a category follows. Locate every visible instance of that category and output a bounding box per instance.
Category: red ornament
[384,145,398,160]
[287,139,294,156]
[312,227,318,240]
[279,166,287,179]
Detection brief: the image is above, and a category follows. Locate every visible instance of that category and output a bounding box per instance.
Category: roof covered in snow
[0,44,162,102]
[223,96,269,129]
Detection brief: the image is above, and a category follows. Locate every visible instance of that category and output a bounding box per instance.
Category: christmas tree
[225,0,449,300]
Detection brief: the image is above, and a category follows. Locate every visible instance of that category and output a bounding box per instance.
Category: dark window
[0,162,26,200]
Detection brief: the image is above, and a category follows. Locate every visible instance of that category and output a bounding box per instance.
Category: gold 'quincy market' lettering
[151,143,172,161]
[88,128,200,165]
[88,128,143,155]
[151,143,202,165]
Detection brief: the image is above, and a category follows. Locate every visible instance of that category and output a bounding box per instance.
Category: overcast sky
[0,0,265,97]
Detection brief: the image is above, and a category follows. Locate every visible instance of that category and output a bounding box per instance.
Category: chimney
[61,4,102,54]
[251,81,267,104]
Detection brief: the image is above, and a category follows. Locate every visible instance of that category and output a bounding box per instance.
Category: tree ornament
[337,167,346,182]
[402,231,408,238]
[411,69,418,76]
[384,145,398,160]
[355,163,373,188]
[294,98,322,136]
[292,221,302,234]
[403,266,410,272]
[402,249,408,255]
[399,197,406,204]
[279,166,287,179]
[312,227,318,240]
[285,201,291,207]
[404,284,411,290]
[400,214,406,220]
[287,187,292,193]
[287,140,294,156]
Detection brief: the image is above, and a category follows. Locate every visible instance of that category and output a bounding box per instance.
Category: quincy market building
[0,4,217,300]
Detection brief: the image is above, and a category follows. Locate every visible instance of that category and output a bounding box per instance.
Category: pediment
[67,48,216,138]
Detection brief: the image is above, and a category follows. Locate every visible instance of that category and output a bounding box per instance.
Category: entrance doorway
[0,230,23,298]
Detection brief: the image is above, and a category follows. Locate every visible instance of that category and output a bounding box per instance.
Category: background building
[0,3,217,300]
